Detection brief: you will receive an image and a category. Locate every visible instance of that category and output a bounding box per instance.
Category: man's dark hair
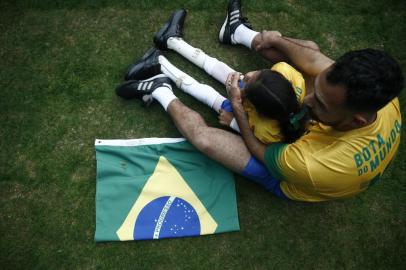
[245,70,308,143]
[326,49,404,112]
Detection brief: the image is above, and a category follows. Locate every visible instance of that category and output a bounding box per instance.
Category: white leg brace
[167,37,236,85]
[159,55,226,112]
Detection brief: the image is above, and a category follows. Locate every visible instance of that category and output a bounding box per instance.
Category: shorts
[241,156,289,199]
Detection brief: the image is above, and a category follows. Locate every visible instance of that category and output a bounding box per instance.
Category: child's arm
[227,72,267,163]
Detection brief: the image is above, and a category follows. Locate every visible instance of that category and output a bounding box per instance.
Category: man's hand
[254,30,282,51]
[254,30,334,76]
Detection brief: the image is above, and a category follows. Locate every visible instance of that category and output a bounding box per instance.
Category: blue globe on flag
[134,196,201,240]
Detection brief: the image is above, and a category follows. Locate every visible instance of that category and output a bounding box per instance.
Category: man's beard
[306,105,340,127]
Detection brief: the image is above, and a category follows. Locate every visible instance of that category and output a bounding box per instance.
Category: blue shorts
[241,156,289,199]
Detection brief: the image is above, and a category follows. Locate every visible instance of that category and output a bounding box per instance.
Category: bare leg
[167,99,251,173]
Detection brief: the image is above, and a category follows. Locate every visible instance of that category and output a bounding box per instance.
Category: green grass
[1,0,405,269]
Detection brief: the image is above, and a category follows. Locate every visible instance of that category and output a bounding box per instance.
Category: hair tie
[289,107,308,130]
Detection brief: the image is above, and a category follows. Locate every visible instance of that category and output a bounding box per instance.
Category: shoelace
[240,17,252,29]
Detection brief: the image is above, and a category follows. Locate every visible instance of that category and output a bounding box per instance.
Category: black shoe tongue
[240,17,252,29]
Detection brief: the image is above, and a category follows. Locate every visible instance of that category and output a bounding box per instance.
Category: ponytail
[278,107,309,143]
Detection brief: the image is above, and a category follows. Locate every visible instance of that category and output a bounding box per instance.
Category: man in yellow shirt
[117,2,403,202]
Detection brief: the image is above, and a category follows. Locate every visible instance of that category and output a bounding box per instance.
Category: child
[219,62,309,144]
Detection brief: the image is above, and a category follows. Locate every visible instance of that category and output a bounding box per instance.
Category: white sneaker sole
[219,14,228,42]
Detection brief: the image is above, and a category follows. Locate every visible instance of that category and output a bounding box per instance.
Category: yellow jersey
[243,62,306,144]
[264,98,402,202]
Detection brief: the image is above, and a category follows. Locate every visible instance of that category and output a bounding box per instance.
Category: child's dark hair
[244,69,308,143]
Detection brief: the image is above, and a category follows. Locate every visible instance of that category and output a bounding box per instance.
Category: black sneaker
[153,9,187,50]
[219,0,252,45]
[116,74,172,100]
[125,48,162,80]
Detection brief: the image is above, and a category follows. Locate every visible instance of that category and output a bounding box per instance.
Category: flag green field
[94,138,240,241]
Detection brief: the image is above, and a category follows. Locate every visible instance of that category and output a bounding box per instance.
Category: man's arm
[255,31,334,77]
[226,72,267,163]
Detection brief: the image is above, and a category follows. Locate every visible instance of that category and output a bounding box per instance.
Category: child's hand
[218,110,234,126]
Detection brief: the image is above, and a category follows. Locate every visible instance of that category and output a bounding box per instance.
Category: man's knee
[189,127,211,151]
[188,126,222,156]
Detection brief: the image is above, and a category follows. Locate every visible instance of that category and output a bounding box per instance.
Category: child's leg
[159,55,226,113]
[167,37,236,85]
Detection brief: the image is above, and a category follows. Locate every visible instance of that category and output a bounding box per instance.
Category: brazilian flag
[95,138,240,241]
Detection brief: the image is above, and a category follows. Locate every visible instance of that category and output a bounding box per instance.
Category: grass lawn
[1,0,405,269]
